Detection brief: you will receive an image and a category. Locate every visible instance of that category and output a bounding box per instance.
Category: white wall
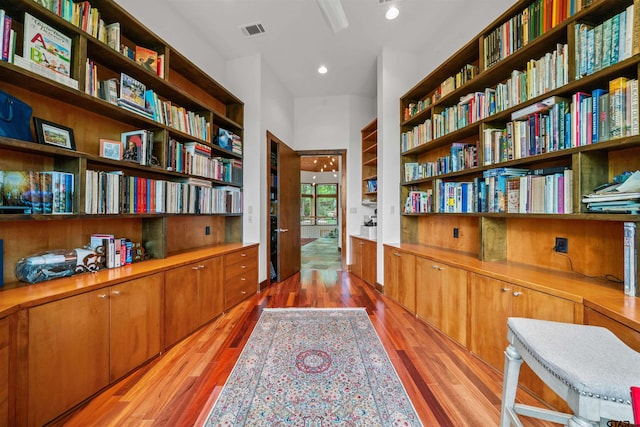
[226,55,294,284]
[377,48,421,285]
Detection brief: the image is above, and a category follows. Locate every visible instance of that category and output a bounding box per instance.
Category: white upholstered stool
[500,317,640,427]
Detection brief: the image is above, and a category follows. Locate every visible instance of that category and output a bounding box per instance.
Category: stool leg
[567,416,597,427]
[501,344,523,427]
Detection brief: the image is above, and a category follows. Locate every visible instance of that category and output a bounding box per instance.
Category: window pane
[301,183,314,195]
[317,197,336,219]
[316,184,336,195]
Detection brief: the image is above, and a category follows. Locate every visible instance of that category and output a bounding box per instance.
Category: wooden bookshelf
[361,118,377,205]
[395,0,640,411]
[0,0,244,286]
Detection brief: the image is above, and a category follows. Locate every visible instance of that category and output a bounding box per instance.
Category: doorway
[299,151,346,271]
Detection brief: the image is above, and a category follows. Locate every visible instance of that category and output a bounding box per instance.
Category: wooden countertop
[0,242,258,318]
[384,242,640,333]
[350,234,377,243]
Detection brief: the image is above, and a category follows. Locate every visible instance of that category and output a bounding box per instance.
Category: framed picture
[99,138,123,160]
[33,118,76,150]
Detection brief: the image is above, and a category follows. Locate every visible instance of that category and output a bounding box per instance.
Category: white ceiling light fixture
[316,0,349,33]
[318,65,328,74]
[385,5,399,20]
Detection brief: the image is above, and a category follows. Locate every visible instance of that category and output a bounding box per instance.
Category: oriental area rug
[204,308,422,426]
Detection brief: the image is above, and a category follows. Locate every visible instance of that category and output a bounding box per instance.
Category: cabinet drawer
[224,247,258,268]
[225,268,257,309]
[225,259,257,280]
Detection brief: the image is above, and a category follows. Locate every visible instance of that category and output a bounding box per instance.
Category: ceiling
[301,155,340,172]
[115,0,517,99]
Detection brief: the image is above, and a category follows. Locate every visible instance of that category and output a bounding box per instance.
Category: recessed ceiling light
[385,5,399,20]
[318,65,328,74]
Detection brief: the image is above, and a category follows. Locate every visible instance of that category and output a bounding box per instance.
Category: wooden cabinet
[468,272,577,410]
[23,274,163,426]
[350,236,376,286]
[415,258,468,346]
[224,246,258,310]
[585,307,640,353]
[361,118,377,205]
[398,0,639,283]
[165,257,223,346]
[0,316,9,427]
[26,290,110,427]
[0,0,244,286]
[109,274,163,381]
[383,246,416,313]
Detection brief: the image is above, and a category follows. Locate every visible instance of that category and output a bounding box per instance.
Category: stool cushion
[508,317,640,405]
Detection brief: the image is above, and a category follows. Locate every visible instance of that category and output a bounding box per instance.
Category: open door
[267,131,300,282]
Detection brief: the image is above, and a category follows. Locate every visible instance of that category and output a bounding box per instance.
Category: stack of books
[582,171,640,214]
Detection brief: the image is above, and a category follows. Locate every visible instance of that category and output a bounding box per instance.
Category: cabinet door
[384,247,416,312]
[362,240,377,286]
[468,273,512,370]
[0,316,8,427]
[351,237,363,279]
[199,257,224,324]
[28,290,109,427]
[416,259,468,346]
[110,273,163,382]
[165,264,200,347]
[585,307,640,352]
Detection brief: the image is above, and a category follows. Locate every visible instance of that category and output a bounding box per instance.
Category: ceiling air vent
[240,22,266,37]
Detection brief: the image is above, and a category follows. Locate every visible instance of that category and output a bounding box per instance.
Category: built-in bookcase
[361,118,377,205]
[0,0,244,285]
[399,0,639,283]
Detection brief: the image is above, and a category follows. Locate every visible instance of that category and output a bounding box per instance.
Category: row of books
[89,234,135,269]
[575,5,636,79]
[435,167,573,214]
[484,80,639,164]
[84,170,242,215]
[32,0,165,78]
[0,10,16,64]
[404,189,432,214]
[402,42,568,151]
[166,138,242,184]
[403,142,478,182]
[484,0,592,68]
[0,170,74,215]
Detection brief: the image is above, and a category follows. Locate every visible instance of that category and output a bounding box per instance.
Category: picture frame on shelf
[33,117,76,150]
[99,138,124,160]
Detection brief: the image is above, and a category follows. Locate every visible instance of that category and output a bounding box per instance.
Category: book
[1,171,33,213]
[135,45,157,73]
[609,77,627,138]
[591,88,607,143]
[511,96,568,120]
[23,12,72,77]
[119,73,146,109]
[105,22,120,51]
[2,12,10,62]
[624,222,637,297]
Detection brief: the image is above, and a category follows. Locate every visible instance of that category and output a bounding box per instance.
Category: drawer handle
[97,294,108,299]
[192,266,200,270]
[501,287,510,293]
[240,277,246,281]
[393,253,401,257]
[241,291,247,294]
[513,291,522,297]
[111,290,122,296]
[432,265,444,271]
[241,265,247,269]
[241,253,247,257]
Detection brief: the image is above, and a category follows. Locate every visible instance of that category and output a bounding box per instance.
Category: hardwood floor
[51,270,555,426]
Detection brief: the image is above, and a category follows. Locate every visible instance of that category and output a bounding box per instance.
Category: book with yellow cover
[135,45,157,73]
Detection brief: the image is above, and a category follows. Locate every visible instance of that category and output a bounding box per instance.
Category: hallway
[300,236,342,271]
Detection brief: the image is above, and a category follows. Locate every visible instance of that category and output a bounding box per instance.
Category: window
[300,183,338,225]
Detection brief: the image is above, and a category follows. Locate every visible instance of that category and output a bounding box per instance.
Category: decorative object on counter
[15,247,101,284]
[0,89,33,142]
